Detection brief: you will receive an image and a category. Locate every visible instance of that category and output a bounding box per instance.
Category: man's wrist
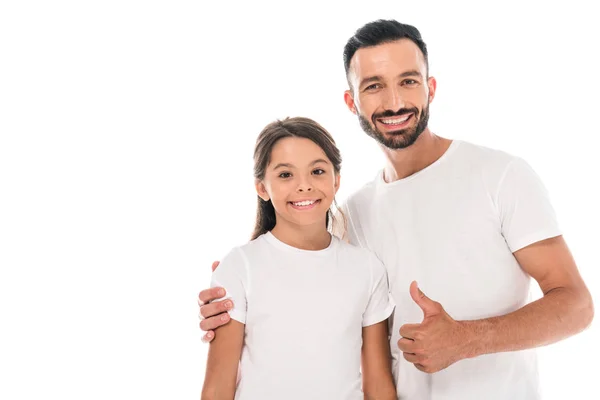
[458,318,494,360]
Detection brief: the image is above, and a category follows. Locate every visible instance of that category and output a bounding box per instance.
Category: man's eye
[279,172,292,178]
[403,79,418,85]
[365,84,380,91]
[312,169,325,175]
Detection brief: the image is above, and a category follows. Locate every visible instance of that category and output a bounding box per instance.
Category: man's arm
[362,320,397,400]
[201,320,244,400]
[463,235,594,356]
[399,236,594,373]
[198,261,234,343]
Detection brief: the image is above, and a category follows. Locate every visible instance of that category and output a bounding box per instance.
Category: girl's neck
[270,220,331,251]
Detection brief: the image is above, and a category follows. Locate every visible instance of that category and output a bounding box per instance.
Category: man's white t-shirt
[211,231,395,400]
[342,140,561,400]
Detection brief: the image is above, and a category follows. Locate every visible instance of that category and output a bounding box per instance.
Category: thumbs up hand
[398,281,473,373]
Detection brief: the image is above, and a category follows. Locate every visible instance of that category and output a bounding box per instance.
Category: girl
[201,117,396,400]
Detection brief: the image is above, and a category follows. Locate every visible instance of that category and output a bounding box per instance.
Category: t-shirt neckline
[376,139,461,187]
[264,231,336,255]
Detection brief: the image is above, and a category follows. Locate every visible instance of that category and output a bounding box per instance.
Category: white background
[1,1,598,399]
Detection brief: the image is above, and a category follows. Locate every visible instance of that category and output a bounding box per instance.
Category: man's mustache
[372,107,419,121]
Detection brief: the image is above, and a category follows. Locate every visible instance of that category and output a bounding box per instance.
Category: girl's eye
[279,172,292,178]
[312,169,325,175]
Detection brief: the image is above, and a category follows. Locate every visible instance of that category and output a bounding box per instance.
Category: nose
[382,86,405,111]
[296,176,313,193]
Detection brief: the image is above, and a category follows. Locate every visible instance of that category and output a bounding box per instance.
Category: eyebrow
[359,69,423,89]
[272,158,330,170]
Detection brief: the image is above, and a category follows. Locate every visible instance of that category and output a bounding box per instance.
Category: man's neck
[381,129,452,182]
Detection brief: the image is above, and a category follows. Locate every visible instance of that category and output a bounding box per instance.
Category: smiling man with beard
[198,19,594,400]
[358,102,429,150]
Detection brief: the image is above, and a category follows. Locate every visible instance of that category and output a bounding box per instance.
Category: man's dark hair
[343,19,429,77]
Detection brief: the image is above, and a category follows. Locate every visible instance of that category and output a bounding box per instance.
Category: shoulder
[215,235,270,277]
[453,140,528,187]
[335,240,388,297]
[230,234,270,261]
[343,174,379,210]
[454,140,519,170]
[335,238,384,270]
[338,173,380,231]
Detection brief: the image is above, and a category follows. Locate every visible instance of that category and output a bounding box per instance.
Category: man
[197,20,593,399]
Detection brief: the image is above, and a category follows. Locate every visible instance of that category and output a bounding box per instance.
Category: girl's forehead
[269,137,329,163]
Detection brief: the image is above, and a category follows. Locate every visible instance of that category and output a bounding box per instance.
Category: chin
[287,215,328,228]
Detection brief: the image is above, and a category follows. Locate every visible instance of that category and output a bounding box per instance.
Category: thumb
[409,281,440,317]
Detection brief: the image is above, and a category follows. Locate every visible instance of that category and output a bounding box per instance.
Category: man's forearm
[461,286,594,359]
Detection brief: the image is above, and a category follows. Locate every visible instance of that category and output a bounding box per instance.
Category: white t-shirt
[211,231,395,400]
[342,140,561,400]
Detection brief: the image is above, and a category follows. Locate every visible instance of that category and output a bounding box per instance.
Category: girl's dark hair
[251,117,343,240]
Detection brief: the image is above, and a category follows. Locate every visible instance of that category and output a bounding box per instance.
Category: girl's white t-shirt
[211,231,395,400]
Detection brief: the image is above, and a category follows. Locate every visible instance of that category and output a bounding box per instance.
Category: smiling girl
[201,117,396,400]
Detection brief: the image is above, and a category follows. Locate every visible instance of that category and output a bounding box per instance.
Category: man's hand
[398,281,472,373]
[198,261,234,343]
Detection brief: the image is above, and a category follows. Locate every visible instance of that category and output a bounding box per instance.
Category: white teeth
[293,200,315,206]
[381,115,410,125]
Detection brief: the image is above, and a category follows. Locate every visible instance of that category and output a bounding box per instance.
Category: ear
[334,173,341,194]
[427,76,437,103]
[344,90,358,115]
[255,180,269,201]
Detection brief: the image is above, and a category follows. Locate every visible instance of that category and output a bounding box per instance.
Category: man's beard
[358,104,429,150]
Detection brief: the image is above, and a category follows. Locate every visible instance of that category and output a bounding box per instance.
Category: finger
[211,261,220,272]
[414,363,429,373]
[409,281,440,317]
[199,287,226,305]
[399,323,421,339]
[200,298,233,319]
[201,330,215,343]
[200,313,231,332]
[397,337,416,353]
[403,352,421,364]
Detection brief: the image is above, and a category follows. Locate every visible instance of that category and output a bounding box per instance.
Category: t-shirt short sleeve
[497,157,562,252]
[362,253,395,327]
[210,247,249,323]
